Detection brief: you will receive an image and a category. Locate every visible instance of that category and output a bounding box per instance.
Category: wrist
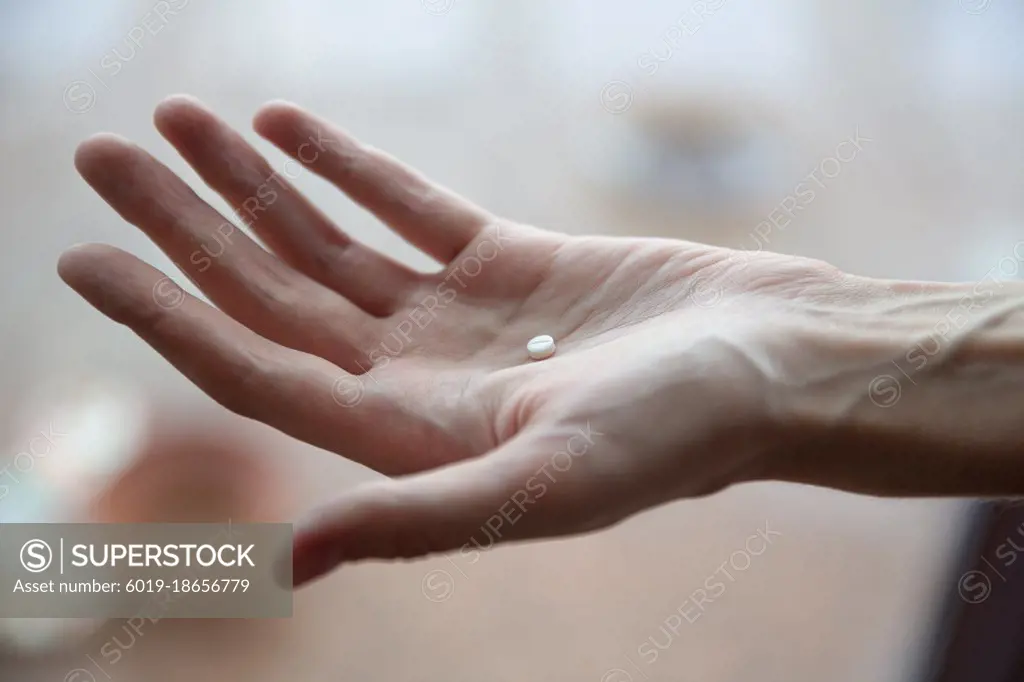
[762,277,1024,496]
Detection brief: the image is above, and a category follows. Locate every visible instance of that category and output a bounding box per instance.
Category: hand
[59,96,858,587]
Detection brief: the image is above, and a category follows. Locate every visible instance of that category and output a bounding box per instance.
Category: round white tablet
[527,334,556,360]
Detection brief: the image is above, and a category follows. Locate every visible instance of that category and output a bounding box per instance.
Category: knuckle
[212,354,272,422]
[361,487,452,561]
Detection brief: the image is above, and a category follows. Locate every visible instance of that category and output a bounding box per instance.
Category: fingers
[290,431,556,587]
[74,133,374,371]
[254,100,494,264]
[56,244,386,463]
[153,95,422,316]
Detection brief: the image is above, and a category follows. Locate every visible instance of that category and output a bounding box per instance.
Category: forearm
[766,278,1024,497]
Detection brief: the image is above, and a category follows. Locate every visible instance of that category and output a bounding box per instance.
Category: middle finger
[74,133,375,372]
[153,95,423,317]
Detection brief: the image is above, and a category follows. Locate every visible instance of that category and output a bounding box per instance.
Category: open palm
[61,96,842,585]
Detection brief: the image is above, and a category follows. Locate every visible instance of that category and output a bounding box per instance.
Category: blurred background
[1,1,1023,680]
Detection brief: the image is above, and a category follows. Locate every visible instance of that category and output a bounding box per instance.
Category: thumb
[290,432,548,588]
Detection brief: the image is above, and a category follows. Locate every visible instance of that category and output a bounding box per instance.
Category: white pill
[527,334,556,360]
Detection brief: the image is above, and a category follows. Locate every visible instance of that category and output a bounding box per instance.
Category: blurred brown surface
[2,1,1022,680]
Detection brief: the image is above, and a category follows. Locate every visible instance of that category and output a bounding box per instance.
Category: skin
[59,95,1024,588]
